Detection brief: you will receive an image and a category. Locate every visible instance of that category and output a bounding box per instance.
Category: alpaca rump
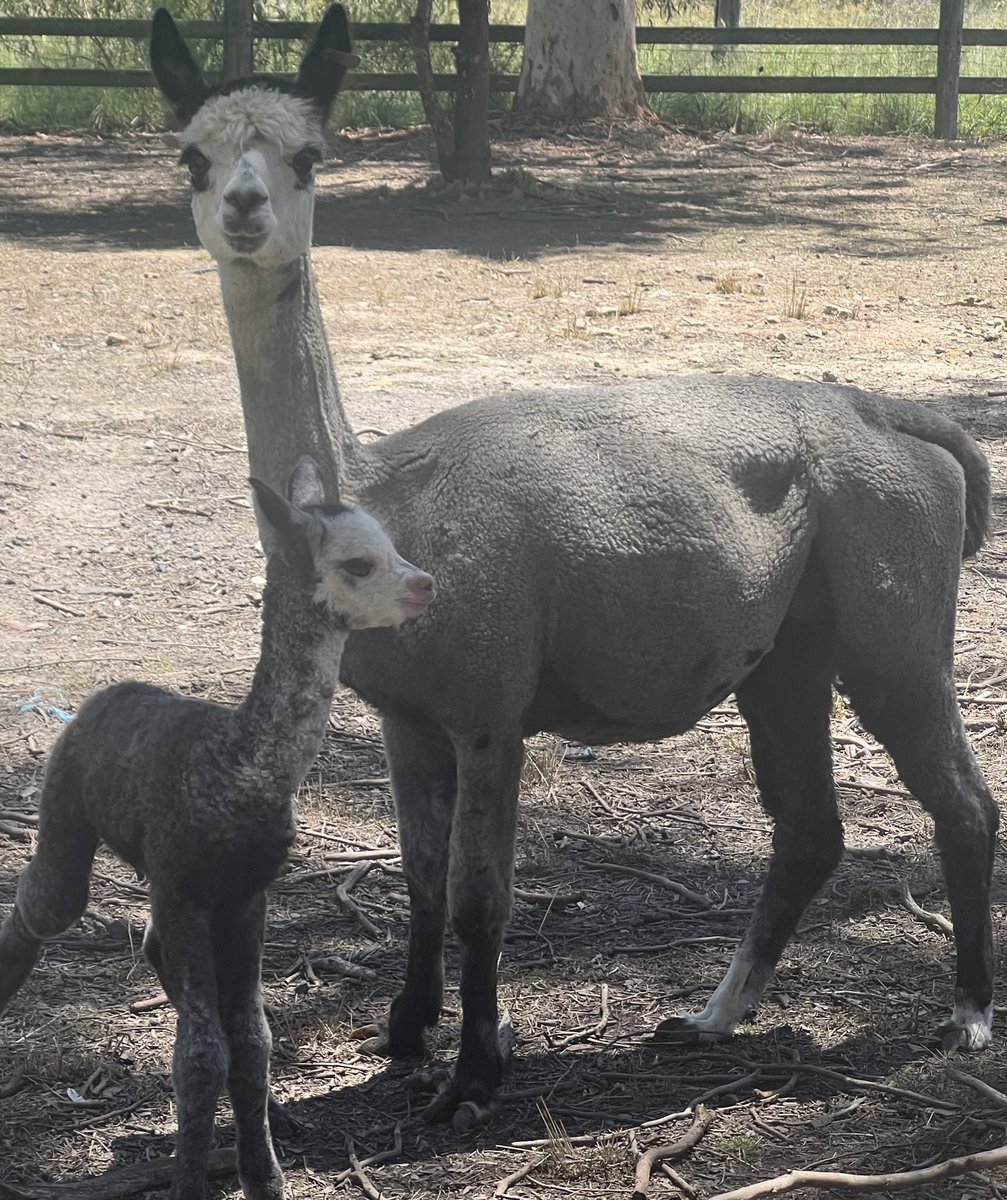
[0,458,434,1200]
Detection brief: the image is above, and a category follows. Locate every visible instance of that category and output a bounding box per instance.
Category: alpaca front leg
[358,717,457,1059]
[215,894,284,1200]
[422,732,523,1131]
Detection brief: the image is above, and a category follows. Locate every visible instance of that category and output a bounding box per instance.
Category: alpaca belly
[527,645,765,745]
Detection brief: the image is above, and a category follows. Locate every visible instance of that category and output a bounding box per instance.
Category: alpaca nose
[222,182,269,230]
[408,572,435,599]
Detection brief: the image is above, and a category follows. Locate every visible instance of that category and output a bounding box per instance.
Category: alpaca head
[250,457,435,630]
[150,6,356,270]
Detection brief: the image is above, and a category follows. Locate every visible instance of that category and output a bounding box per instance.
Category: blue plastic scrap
[19,689,75,723]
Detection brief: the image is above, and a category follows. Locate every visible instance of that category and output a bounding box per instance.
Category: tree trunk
[715,0,741,27]
[935,0,965,139]
[411,0,491,185]
[450,0,492,183]
[515,0,648,121]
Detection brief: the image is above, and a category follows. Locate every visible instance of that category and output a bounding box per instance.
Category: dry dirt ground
[2,122,1007,1200]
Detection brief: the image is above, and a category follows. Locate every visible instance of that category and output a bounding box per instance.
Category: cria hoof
[651,1016,725,1046]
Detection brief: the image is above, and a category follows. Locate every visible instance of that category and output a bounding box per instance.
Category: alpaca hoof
[651,1015,728,1046]
[351,1020,390,1057]
[421,1081,498,1131]
[938,1002,993,1052]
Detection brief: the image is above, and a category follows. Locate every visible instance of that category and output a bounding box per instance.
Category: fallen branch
[584,860,712,910]
[336,1124,402,1193]
[494,1154,547,1197]
[704,1141,1007,1200]
[0,1150,234,1200]
[513,886,585,907]
[633,1106,713,1199]
[947,1067,1007,1109]
[896,880,953,938]
[32,594,85,618]
[310,953,378,982]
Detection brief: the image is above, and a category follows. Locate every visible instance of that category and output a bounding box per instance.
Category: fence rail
[1,20,1006,101]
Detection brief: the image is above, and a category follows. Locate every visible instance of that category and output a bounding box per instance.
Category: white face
[314,507,435,630]
[179,88,322,269]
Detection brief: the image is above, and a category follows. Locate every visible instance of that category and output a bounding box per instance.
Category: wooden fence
[2,17,1006,136]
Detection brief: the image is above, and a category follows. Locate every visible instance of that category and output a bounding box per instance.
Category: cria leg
[214,892,284,1200]
[150,889,228,1200]
[657,615,842,1043]
[0,756,97,1013]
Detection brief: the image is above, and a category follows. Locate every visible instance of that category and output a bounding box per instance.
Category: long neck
[234,566,347,795]
[219,253,367,501]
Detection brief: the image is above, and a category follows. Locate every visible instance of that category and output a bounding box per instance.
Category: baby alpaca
[0,457,433,1200]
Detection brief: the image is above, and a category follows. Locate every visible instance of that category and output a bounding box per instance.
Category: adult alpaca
[0,460,434,1200]
[151,7,998,1130]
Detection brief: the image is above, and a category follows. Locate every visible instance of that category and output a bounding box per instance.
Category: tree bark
[410,0,455,178]
[450,0,492,183]
[715,0,741,28]
[515,0,648,121]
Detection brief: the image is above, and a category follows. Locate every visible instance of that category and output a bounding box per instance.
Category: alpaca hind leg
[214,893,283,1200]
[843,670,997,1050]
[657,615,842,1042]
[0,758,97,1013]
[360,716,457,1059]
[151,890,228,1200]
[422,731,523,1131]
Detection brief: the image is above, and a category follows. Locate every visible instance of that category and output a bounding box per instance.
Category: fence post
[222,0,253,80]
[935,0,964,138]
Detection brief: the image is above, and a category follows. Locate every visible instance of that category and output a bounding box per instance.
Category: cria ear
[293,4,360,116]
[150,8,211,125]
[249,477,318,578]
[287,455,332,509]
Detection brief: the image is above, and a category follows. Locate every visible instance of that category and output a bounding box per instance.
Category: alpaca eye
[341,558,375,579]
[180,148,210,192]
[292,148,321,185]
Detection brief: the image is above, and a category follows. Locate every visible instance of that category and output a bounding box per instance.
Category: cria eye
[180,148,210,191]
[341,558,375,579]
[292,148,321,184]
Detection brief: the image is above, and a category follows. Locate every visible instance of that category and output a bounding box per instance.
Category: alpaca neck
[234,565,347,796]
[219,253,367,500]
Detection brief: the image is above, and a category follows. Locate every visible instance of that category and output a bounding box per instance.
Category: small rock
[105,333,128,346]
[822,370,839,382]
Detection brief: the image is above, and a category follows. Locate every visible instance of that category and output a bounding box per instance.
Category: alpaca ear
[293,4,359,115]
[250,477,318,578]
[150,8,211,125]
[287,455,334,509]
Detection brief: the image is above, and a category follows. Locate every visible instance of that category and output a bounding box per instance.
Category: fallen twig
[32,594,85,618]
[128,991,170,1013]
[337,862,382,938]
[896,880,953,938]
[513,886,585,907]
[584,860,712,910]
[493,1154,547,1197]
[552,983,610,1049]
[633,1106,713,1199]
[335,1123,402,1192]
[704,1141,1007,1199]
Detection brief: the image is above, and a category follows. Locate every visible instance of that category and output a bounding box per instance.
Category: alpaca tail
[863,394,991,559]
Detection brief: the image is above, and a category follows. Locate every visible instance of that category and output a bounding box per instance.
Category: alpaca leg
[842,670,997,1050]
[214,893,283,1200]
[0,755,97,1014]
[369,715,457,1059]
[151,890,228,1200]
[423,731,524,1130]
[657,614,842,1042]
